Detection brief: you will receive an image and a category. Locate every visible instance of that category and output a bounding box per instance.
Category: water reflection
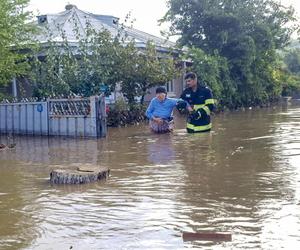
[0,161,42,250]
[1,103,300,249]
[146,134,175,165]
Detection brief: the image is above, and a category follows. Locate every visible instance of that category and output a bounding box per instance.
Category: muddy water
[1,102,300,249]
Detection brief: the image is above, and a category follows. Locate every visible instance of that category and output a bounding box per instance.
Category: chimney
[37,15,47,24]
[65,4,77,10]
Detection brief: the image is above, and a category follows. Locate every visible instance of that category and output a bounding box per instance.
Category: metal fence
[0,96,106,138]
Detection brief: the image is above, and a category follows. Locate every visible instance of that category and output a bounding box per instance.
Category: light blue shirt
[146,97,179,120]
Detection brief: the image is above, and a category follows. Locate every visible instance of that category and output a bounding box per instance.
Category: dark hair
[184,72,197,80]
[156,86,167,94]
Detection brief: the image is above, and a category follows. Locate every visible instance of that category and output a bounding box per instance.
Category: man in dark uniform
[179,72,215,133]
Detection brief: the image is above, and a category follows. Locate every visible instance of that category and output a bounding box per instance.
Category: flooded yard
[1,102,300,249]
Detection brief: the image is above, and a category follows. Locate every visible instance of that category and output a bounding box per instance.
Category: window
[166,80,174,93]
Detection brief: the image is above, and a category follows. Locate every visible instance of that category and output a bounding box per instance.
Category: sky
[27,0,300,40]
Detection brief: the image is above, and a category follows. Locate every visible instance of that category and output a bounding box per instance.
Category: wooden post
[182,232,232,242]
[99,95,107,137]
[92,95,107,138]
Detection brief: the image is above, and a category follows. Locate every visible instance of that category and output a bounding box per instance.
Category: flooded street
[1,102,300,249]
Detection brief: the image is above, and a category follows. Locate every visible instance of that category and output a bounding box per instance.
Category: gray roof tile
[35,5,175,51]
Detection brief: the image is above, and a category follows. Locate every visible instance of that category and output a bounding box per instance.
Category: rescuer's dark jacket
[180,85,215,133]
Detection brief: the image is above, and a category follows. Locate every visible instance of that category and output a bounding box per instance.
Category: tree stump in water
[50,166,110,184]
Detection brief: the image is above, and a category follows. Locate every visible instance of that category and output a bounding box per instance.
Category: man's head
[156,86,167,101]
[184,72,197,89]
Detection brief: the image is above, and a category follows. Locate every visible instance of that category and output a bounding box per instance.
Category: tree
[31,18,126,98]
[164,0,297,52]
[30,15,179,103]
[0,0,36,87]
[163,0,299,107]
[284,48,300,75]
[187,47,237,108]
[119,41,178,105]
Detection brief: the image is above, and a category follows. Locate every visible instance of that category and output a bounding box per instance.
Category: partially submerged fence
[0,96,106,138]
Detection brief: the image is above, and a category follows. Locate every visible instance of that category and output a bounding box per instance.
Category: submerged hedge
[107,100,147,127]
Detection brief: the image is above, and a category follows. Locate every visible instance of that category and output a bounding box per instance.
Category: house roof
[34,4,176,53]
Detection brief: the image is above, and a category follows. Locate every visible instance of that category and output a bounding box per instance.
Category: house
[12,4,189,102]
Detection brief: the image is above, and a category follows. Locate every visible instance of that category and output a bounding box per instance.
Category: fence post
[90,95,107,138]
[99,95,107,137]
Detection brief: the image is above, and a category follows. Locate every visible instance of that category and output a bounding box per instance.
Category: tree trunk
[50,167,110,184]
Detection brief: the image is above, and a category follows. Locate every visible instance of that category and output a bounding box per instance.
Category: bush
[107,99,147,127]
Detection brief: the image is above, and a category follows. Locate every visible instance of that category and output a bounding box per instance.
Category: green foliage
[107,99,147,127]
[284,48,300,75]
[30,14,179,102]
[31,18,124,98]
[281,75,300,97]
[0,92,7,101]
[0,0,36,87]
[164,0,300,108]
[164,0,297,51]
[119,41,178,105]
[187,48,236,108]
[272,58,300,97]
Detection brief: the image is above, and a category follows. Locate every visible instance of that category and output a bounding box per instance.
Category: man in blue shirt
[146,87,187,133]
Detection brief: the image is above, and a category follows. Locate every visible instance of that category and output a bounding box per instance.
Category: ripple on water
[2,106,300,249]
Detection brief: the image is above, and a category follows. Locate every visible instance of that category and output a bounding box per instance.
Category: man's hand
[189,110,201,120]
[176,100,187,113]
[152,117,163,124]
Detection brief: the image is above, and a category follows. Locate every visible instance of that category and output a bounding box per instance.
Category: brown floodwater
[1,101,300,249]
